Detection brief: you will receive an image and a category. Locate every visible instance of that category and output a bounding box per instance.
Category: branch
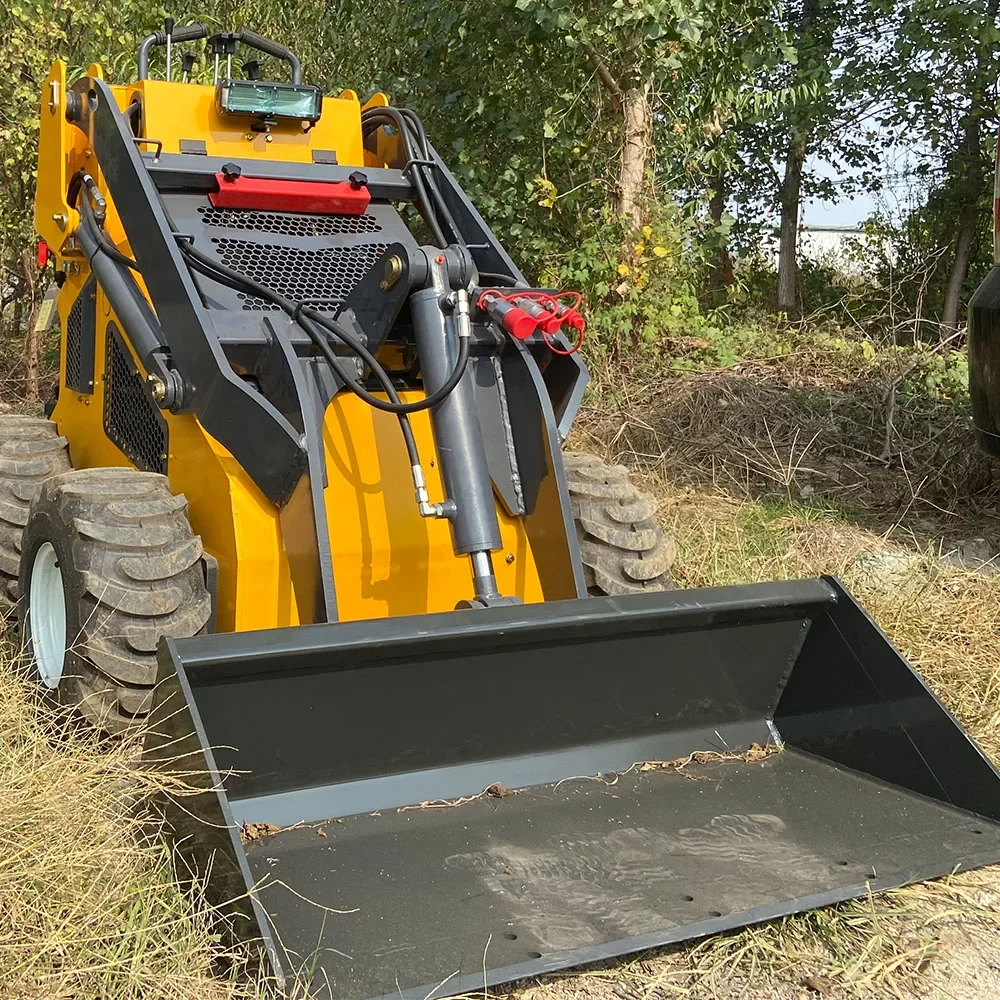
[881,328,965,461]
[582,42,623,98]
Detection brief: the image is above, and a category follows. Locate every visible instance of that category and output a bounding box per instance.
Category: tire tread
[564,450,675,596]
[21,467,210,733]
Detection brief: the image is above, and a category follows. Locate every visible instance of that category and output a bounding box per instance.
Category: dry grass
[0,654,259,1000]
[579,350,1000,550]
[4,338,1000,998]
[506,478,1000,999]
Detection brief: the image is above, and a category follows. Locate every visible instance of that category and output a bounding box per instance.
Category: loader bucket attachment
[146,577,1000,1000]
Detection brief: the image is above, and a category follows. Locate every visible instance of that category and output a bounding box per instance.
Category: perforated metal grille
[103,324,167,474]
[65,292,83,390]
[199,206,382,237]
[64,279,98,393]
[210,238,389,311]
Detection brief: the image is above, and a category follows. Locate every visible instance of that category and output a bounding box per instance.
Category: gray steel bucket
[145,576,1000,999]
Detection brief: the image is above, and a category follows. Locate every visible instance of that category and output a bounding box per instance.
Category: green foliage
[0,0,82,325]
[402,0,817,272]
[536,204,722,356]
[0,0,997,366]
[0,0,202,333]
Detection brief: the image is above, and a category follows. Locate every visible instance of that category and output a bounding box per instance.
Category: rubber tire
[0,417,72,613]
[563,451,675,595]
[19,468,211,733]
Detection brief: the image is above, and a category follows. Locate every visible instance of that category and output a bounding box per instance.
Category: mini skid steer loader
[21,20,1000,999]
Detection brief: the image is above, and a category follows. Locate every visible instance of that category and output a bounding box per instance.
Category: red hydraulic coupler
[550,300,585,332]
[478,292,537,340]
[512,296,562,334]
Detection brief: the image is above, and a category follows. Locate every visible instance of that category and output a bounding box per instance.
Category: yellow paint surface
[39,59,553,633]
[128,80,365,164]
[323,392,544,621]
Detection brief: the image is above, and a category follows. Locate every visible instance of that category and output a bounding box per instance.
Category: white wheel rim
[30,542,67,689]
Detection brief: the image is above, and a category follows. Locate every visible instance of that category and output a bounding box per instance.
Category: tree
[518,0,808,238]
[875,0,1000,332]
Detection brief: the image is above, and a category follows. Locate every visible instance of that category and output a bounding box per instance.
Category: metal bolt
[379,255,404,291]
[84,148,91,158]
[146,373,166,403]
[506,553,515,564]
[265,134,273,143]
[245,132,254,141]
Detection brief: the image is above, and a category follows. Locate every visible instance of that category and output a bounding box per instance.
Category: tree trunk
[708,171,730,306]
[10,294,23,365]
[777,132,806,313]
[618,85,650,231]
[24,318,40,405]
[775,0,820,316]
[942,208,977,332]
[582,41,650,234]
[941,0,998,333]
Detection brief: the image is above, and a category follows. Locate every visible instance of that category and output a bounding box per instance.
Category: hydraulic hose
[75,217,166,371]
[178,239,470,417]
[361,106,464,248]
[180,239,469,503]
[363,107,445,246]
[77,192,140,272]
[72,166,469,506]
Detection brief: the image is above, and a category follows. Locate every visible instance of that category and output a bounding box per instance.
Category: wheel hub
[29,541,67,689]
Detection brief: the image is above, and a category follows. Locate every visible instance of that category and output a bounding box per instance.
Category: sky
[804,188,878,227]
[801,144,928,228]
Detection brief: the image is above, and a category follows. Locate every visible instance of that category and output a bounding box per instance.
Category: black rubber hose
[177,238,470,417]
[303,304,471,415]
[395,107,463,246]
[78,194,140,272]
[396,108,463,245]
[363,107,446,246]
[361,106,464,247]
[478,272,520,287]
[183,249,422,467]
[76,222,166,368]
[295,311,419,467]
[178,239,468,472]
[180,241,464,475]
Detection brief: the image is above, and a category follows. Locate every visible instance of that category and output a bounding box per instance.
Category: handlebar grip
[235,29,302,83]
[236,29,289,59]
[137,24,207,79]
[170,23,208,43]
